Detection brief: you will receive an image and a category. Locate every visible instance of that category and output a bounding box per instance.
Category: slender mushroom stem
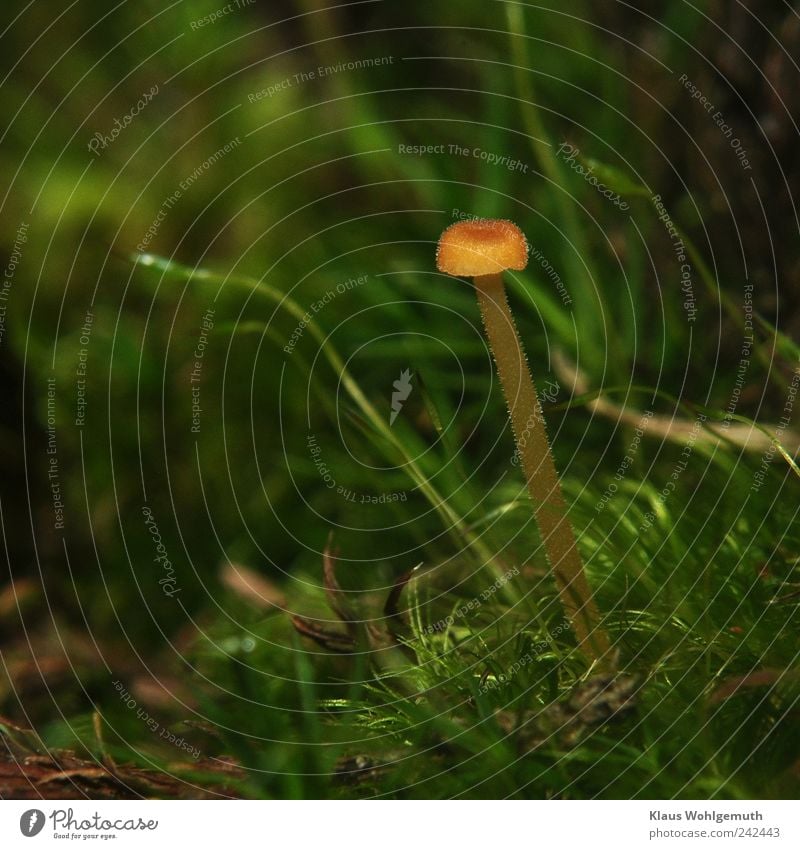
[474,273,610,661]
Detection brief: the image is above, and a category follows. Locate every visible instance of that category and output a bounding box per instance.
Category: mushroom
[436,218,609,662]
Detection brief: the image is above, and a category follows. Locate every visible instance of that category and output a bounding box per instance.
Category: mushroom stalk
[474,272,609,660]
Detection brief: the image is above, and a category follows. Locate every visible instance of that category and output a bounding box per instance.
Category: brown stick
[474,273,610,661]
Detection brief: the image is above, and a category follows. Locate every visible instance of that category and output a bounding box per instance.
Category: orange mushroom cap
[436,218,529,277]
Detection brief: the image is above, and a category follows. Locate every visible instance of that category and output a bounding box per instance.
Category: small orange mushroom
[437,218,528,277]
[437,218,609,663]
